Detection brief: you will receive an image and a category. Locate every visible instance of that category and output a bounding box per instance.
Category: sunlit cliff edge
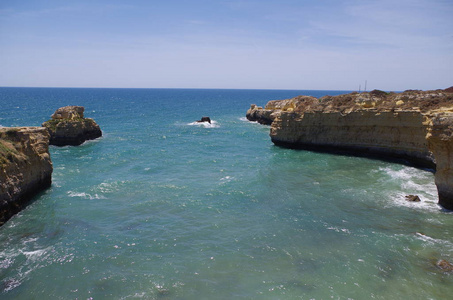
[0,127,53,225]
[247,88,453,210]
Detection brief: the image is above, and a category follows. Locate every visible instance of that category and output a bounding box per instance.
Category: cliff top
[51,106,84,120]
[265,88,453,114]
[0,127,50,167]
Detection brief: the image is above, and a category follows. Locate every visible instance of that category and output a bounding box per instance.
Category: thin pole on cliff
[365,80,367,92]
[359,84,361,93]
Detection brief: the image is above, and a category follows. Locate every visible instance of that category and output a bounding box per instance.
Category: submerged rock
[405,195,421,202]
[436,259,453,272]
[0,127,53,226]
[42,106,102,146]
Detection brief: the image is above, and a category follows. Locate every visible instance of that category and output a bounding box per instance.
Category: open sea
[0,87,452,299]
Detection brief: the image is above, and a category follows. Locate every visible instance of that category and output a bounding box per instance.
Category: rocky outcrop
[246,96,320,125]
[42,106,102,146]
[0,127,53,225]
[250,89,453,210]
[197,117,212,124]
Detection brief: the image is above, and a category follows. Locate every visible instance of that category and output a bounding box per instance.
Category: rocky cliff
[248,89,453,210]
[0,127,53,225]
[42,106,102,146]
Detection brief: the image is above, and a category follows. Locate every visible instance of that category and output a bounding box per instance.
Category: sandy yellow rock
[250,89,453,210]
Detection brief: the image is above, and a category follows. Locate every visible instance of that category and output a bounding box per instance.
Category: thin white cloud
[0,0,451,90]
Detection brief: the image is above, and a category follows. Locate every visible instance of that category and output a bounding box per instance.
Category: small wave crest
[219,176,234,184]
[379,166,437,196]
[67,191,106,200]
[187,120,219,128]
[415,232,453,250]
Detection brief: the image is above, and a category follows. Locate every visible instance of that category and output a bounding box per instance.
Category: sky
[0,0,452,91]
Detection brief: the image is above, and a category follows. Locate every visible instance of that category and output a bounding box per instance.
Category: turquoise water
[0,88,452,299]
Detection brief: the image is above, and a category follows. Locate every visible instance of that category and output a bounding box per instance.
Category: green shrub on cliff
[0,140,19,167]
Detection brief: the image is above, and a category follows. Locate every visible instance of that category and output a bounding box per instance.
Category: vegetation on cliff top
[0,130,21,168]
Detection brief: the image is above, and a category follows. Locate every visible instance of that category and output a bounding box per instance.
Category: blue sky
[0,0,452,90]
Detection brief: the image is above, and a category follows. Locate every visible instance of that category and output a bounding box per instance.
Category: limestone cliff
[426,113,453,209]
[42,106,102,146]
[249,89,453,210]
[246,96,319,125]
[0,127,53,225]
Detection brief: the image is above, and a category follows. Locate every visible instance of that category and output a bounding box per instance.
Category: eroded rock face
[426,113,453,210]
[251,89,453,210]
[42,106,102,146]
[0,127,53,226]
[246,96,319,125]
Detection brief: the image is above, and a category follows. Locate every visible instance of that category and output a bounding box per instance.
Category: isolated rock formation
[405,195,421,202]
[0,127,53,225]
[197,116,212,124]
[42,106,102,146]
[248,89,453,210]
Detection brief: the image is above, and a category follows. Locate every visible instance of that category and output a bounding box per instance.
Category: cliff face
[0,127,53,225]
[426,113,453,209]
[42,106,102,146]
[250,89,453,210]
[271,110,434,167]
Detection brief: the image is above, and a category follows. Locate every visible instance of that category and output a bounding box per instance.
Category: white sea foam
[21,248,49,261]
[379,166,429,181]
[385,190,440,211]
[67,191,106,200]
[187,120,220,128]
[415,232,453,249]
[0,256,14,269]
[376,166,441,211]
[220,176,234,184]
[327,226,351,234]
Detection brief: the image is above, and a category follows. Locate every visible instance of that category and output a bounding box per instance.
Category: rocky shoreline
[0,106,102,226]
[0,127,53,226]
[247,88,453,210]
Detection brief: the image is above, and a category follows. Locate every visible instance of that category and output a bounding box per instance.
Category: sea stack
[248,88,453,210]
[42,106,102,146]
[197,116,211,124]
[0,127,53,226]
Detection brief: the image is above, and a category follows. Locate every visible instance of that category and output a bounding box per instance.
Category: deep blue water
[0,88,452,299]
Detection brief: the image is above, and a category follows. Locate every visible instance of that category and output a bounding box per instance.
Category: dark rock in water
[436,259,453,272]
[42,106,102,146]
[405,195,421,202]
[197,116,211,124]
